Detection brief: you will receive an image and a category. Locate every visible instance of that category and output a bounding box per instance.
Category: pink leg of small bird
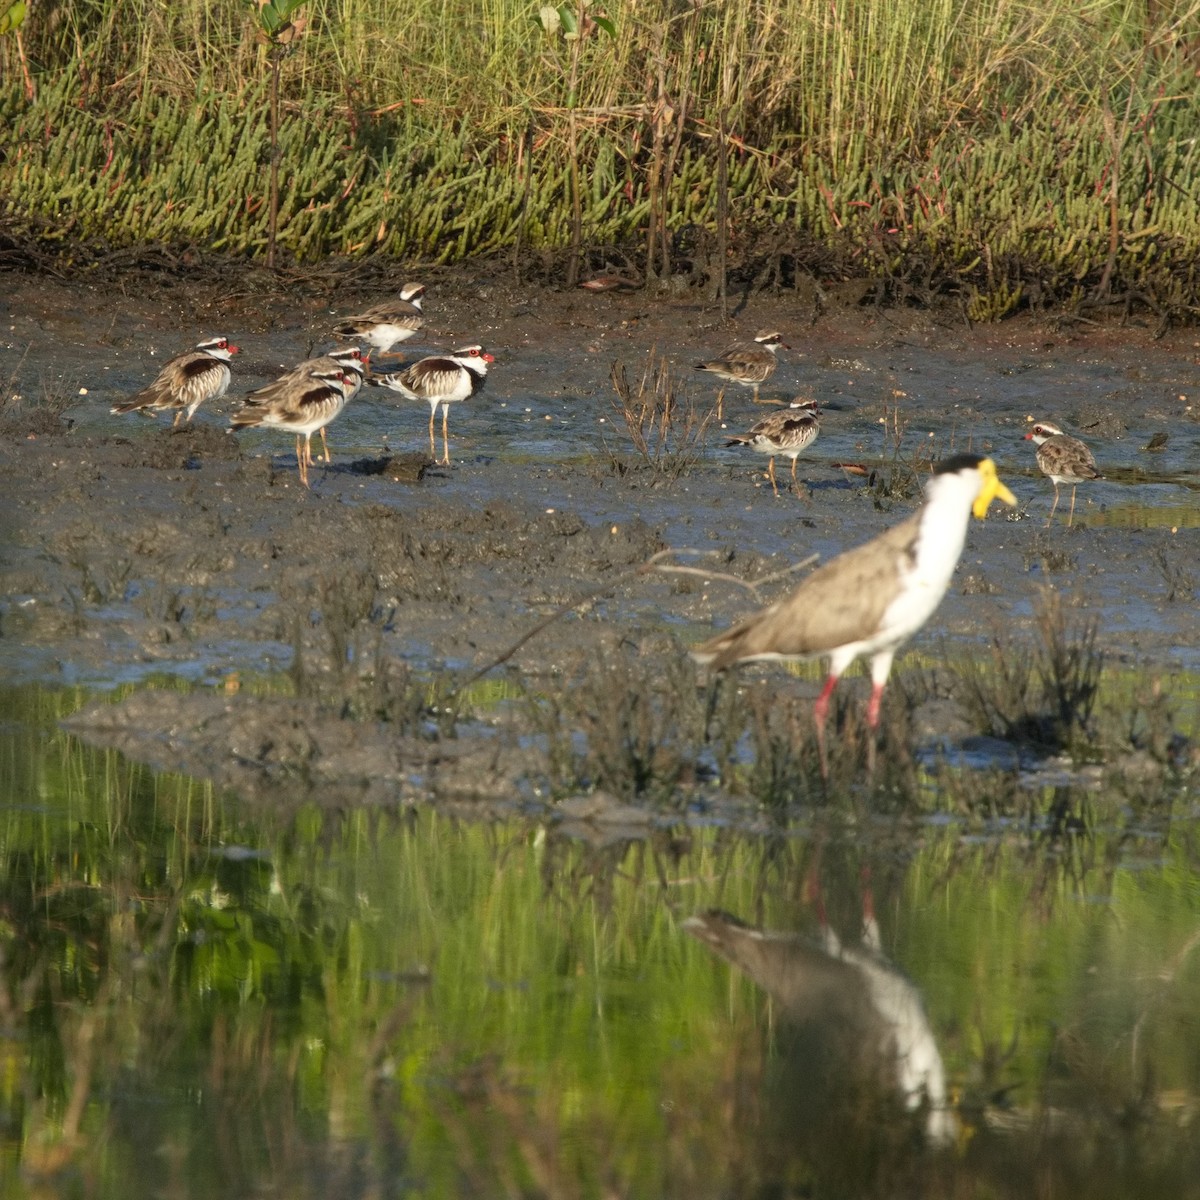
[441,404,451,465]
[319,427,331,463]
[427,407,437,460]
[1045,482,1060,527]
[791,457,811,502]
[295,435,309,488]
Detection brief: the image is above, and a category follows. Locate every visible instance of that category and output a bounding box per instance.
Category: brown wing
[775,414,816,437]
[361,301,423,321]
[398,356,487,399]
[719,346,772,374]
[111,350,219,412]
[335,305,425,332]
[178,356,217,384]
[293,380,342,417]
[697,514,921,667]
[241,374,293,407]
[744,410,793,437]
[230,377,341,429]
[697,341,771,375]
[1040,435,1101,480]
[727,410,812,447]
[401,356,460,386]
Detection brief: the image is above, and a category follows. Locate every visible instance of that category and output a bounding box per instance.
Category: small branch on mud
[651,553,818,598]
[744,553,820,591]
[449,547,817,698]
[450,549,701,694]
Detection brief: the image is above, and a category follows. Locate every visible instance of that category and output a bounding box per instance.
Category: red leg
[813,674,839,780]
[866,682,885,730]
[865,681,887,782]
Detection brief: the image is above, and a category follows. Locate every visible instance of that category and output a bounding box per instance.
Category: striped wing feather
[699,345,774,381]
[113,352,226,412]
[777,414,813,435]
[1038,436,1100,481]
[335,308,425,336]
[401,357,485,400]
[231,379,341,430]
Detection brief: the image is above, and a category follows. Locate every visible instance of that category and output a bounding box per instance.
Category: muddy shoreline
[3,263,1198,805]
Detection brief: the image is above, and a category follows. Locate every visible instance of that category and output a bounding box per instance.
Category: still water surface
[2,685,1199,1198]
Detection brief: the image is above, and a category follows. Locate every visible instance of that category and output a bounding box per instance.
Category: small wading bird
[1024,420,1101,527]
[247,346,368,465]
[110,336,239,426]
[332,282,426,357]
[725,398,821,498]
[692,455,1017,778]
[695,329,789,417]
[229,365,359,488]
[370,345,494,465]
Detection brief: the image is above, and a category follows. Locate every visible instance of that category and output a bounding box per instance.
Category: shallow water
[49,305,1200,511]
[2,684,1200,1199]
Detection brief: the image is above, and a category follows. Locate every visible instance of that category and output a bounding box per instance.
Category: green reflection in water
[1087,501,1200,530]
[1,685,1199,1199]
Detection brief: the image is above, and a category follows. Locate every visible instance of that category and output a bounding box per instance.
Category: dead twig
[450,548,704,695]
[448,548,822,700]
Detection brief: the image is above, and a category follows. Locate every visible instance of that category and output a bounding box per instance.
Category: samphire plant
[533,1,617,288]
[247,0,307,269]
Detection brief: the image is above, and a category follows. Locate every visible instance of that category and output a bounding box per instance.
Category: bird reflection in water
[684,877,957,1148]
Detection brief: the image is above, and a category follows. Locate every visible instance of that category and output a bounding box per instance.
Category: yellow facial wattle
[972,458,1018,518]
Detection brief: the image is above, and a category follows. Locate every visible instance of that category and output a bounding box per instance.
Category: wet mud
[3,263,1199,804]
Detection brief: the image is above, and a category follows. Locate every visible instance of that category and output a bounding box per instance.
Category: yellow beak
[972,458,1018,519]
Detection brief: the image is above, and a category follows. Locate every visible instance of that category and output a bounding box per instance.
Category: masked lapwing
[692,454,1017,777]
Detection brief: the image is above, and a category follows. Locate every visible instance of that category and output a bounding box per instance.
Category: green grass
[5,0,1200,311]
